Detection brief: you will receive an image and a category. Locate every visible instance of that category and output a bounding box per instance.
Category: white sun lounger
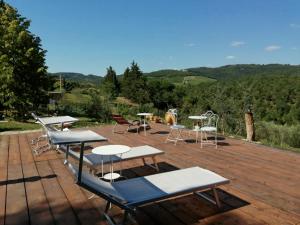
[68,163,229,225]
[62,145,164,172]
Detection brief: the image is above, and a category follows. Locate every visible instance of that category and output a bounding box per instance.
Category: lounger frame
[75,168,228,225]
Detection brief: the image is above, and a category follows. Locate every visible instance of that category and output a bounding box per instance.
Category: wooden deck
[0,123,300,225]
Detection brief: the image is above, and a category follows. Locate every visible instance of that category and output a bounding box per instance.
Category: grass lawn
[0,120,41,132]
[0,117,111,133]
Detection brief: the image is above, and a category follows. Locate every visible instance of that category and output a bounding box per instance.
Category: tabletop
[137,113,153,116]
[38,116,79,125]
[48,130,107,145]
[92,145,131,156]
[188,115,207,120]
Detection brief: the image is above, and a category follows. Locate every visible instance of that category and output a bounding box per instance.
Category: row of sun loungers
[31,113,230,225]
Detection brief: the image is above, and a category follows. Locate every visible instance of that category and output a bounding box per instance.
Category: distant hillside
[48,64,300,86]
[186,64,300,80]
[48,72,104,86]
[145,69,216,85]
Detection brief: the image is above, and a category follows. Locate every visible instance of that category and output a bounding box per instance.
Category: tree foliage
[102,66,120,98]
[0,1,49,119]
[121,61,149,104]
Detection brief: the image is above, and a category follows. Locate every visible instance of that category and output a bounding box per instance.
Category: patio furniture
[68,163,229,225]
[38,115,78,131]
[62,145,164,173]
[165,124,186,145]
[31,113,47,146]
[200,111,219,149]
[188,115,208,143]
[31,113,78,155]
[48,130,107,167]
[91,145,131,181]
[137,112,152,135]
[112,114,140,134]
[165,109,186,145]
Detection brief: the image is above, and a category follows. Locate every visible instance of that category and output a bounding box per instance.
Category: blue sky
[6,0,300,76]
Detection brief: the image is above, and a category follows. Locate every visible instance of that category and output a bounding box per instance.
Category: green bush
[86,94,112,122]
[256,121,300,148]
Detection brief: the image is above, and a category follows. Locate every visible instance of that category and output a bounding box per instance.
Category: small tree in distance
[102,66,120,99]
[121,61,149,104]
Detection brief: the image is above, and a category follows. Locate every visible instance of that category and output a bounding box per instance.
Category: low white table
[188,115,207,143]
[92,145,131,181]
[39,116,78,130]
[137,113,152,135]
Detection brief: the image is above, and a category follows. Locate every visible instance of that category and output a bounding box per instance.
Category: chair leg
[200,131,203,148]
[215,131,218,149]
[165,128,173,143]
[112,123,117,134]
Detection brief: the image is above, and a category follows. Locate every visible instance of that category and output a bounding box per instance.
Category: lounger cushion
[67,145,164,166]
[69,163,229,206]
[113,167,229,205]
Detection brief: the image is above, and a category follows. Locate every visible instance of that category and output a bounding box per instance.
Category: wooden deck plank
[20,134,55,225]
[0,135,9,225]
[48,158,106,225]
[35,160,79,225]
[5,135,29,225]
[1,124,300,225]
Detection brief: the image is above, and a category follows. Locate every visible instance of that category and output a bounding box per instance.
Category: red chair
[112,114,140,133]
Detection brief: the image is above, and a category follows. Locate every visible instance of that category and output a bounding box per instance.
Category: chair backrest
[31,112,39,121]
[203,111,219,128]
[167,109,178,125]
[112,114,130,125]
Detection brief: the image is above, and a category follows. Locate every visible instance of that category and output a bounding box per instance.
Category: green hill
[48,72,104,86]
[145,69,216,85]
[186,64,300,80]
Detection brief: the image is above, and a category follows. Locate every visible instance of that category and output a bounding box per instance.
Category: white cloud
[184,43,196,47]
[264,45,281,52]
[291,47,298,50]
[231,41,245,47]
[226,55,235,59]
[290,23,300,29]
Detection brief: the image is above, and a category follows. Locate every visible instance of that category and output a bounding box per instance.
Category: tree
[102,66,120,98]
[0,1,49,119]
[121,61,149,104]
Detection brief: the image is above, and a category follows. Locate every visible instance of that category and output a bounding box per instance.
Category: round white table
[188,115,207,143]
[137,113,152,135]
[92,145,131,181]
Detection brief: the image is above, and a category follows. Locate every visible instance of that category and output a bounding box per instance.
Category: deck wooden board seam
[24,134,57,225]
[17,135,32,225]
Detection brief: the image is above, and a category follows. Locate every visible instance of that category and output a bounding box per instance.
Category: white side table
[137,113,152,136]
[188,115,207,143]
[92,145,131,181]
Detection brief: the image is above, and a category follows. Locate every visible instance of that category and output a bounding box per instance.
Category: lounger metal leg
[212,188,221,208]
[122,211,129,225]
[103,201,117,225]
[152,156,159,171]
[194,188,222,208]
[64,145,70,165]
[142,157,159,171]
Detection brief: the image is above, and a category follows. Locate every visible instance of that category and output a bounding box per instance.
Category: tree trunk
[245,112,255,141]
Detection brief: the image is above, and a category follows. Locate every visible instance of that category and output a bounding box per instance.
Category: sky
[5,0,300,76]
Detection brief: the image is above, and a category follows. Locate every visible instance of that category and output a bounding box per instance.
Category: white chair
[165,109,186,145]
[200,111,219,149]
